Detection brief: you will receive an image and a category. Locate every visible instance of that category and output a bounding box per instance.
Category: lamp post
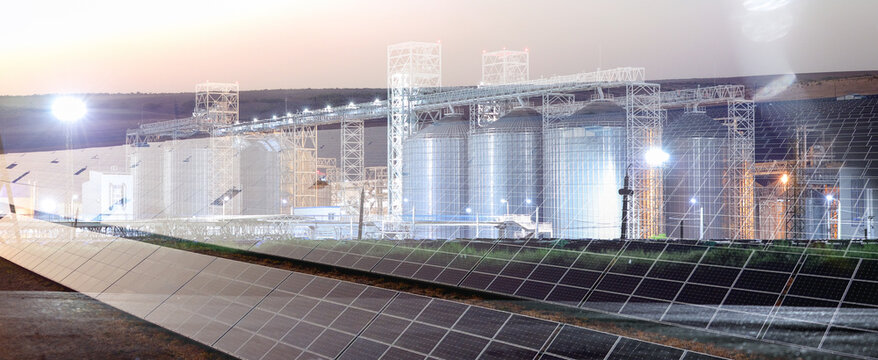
[525,198,539,239]
[466,207,478,238]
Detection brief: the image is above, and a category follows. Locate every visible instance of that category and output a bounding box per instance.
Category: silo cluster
[400,102,735,240]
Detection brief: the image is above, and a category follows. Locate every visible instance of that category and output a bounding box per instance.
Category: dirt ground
[0,256,234,360]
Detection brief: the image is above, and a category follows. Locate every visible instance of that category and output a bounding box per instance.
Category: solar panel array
[130,232,875,358]
[0,216,722,360]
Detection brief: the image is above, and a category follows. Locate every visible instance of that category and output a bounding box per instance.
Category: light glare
[52,97,87,122]
[644,147,670,167]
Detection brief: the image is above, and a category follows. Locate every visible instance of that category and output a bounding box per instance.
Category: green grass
[198,235,878,277]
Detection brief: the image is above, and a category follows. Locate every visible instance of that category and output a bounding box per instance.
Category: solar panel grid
[0,217,747,360]
[224,235,878,357]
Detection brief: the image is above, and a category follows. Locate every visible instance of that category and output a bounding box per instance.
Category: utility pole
[357,187,365,241]
[679,219,684,240]
[618,165,633,240]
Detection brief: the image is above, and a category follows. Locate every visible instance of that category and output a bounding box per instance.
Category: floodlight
[52,97,87,122]
[465,207,472,213]
[780,173,789,184]
[690,198,697,204]
[644,147,670,167]
[826,195,834,202]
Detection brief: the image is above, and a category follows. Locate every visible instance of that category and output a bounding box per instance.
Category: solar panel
[200,235,878,358]
[0,217,725,360]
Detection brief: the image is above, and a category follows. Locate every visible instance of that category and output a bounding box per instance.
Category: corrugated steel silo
[240,136,283,215]
[543,100,627,239]
[469,107,542,238]
[664,111,728,240]
[402,114,470,239]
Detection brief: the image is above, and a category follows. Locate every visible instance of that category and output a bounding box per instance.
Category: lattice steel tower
[195,82,240,216]
[387,42,441,217]
[481,50,529,85]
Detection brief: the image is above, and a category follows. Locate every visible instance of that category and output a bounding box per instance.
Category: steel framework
[121,64,759,241]
[340,115,364,183]
[195,82,240,216]
[194,82,239,126]
[387,42,442,217]
[481,50,529,85]
[294,126,318,208]
[656,85,755,239]
[726,99,757,239]
[625,83,664,238]
[540,93,577,127]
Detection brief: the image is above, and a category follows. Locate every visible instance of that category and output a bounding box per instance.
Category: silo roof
[478,107,542,133]
[415,113,469,138]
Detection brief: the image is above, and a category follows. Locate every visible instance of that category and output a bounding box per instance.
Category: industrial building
[2,41,878,360]
[1,42,876,244]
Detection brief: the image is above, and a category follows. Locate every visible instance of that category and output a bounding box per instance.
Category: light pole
[52,97,86,220]
[466,207,478,238]
[526,198,539,239]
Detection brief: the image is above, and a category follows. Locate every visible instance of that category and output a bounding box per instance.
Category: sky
[1,0,877,96]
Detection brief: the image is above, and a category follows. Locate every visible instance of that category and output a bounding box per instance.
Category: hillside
[1,71,876,154]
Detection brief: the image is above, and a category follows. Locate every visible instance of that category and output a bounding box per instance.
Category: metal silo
[240,136,282,215]
[131,143,164,219]
[403,114,469,239]
[663,111,728,240]
[469,107,542,238]
[543,100,627,239]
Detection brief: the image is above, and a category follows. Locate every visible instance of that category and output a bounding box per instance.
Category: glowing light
[286,112,292,117]
[500,199,507,203]
[780,173,789,184]
[826,195,834,202]
[253,117,258,122]
[403,198,409,202]
[465,207,472,213]
[525,199,532,204]
[272,115,277,120]
[223,196,230,202]
[644,147,670,167]
[52,97,87,122]
[40,198,56,213]
[690,198,697,204]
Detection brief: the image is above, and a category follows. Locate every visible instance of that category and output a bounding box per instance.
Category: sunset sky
[2,0,877,95]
